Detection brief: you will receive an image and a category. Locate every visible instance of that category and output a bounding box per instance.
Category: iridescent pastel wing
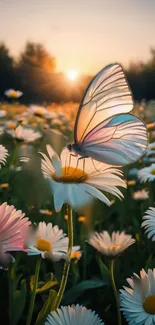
[74,63,133,144]
[81,114,147,166]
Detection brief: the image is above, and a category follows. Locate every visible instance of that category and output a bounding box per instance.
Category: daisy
[0,110,7,118]
[5,120,17,129]
[39,209,52,216]
[133,189,149,200]
[7,125,42,143]
[71,245,82,260]
[45,304,104,325]
[0,202,31,263]
[145,142,155,156]
[88,231,135,258]
[51,118,63,126]
[141,207,155,241]
[142,157,155,164]
[0,145,8,166]
[29,105,55,119]
[39,145,126,212]
[28,222,69,261]
[138,164,155,183]
[78,216,87,223]
[29,105,47,117]
[5,89,23,99]
[120,269,155,325]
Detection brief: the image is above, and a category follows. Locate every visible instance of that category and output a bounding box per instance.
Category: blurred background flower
[88,231,135,258]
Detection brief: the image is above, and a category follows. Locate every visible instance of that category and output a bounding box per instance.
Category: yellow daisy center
[0,183,9,188]
[71,251,81,259]
[143,295,155,314]
[110,243,123,251]
[52,166,88,183]
[64,214,68,220]
[151,170,155,175]
[36,238,51,252]
[35,109,44,116]
[78,216,86,223]
[9,91,18,98]
[7,122,17,129]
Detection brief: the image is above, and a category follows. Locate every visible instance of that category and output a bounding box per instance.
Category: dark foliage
[1,41,155,103]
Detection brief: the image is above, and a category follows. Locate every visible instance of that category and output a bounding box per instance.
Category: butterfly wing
[80,114,147,166]
[74,63,133,144]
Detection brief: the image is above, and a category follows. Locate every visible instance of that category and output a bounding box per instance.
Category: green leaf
[63,279,106,304]
[36,280,58,293]
[30,273,58,294]
[12,279,27,325]
[35,289,57,325]
[96,256,111,284]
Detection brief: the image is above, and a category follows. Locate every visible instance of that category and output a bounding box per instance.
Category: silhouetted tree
[16,42,56,102]
[0,43,15,99]
[1,40,155,103]
[127,49,155,100]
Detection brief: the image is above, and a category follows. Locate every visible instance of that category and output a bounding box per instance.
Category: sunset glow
[67,69,78,81]
[0,1,155,74]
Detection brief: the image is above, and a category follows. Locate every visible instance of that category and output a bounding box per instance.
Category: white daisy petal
[142,207,155,241]
[88,231,135,257]
[28,222,68,261]
[138,164,155,183]
[7,125,42,143]
[5,89,23,98]
[45,304,104,325]
[120,269,155,325]
[40,145,126,211]
[0,145,8,166]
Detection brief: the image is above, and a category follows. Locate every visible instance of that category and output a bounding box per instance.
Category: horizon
[1,0,155,75]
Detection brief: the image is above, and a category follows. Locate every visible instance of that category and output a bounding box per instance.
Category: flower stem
[53,205,73,310]
[8,265,13,324]
[26,256,41,325]
[109,259,122,325]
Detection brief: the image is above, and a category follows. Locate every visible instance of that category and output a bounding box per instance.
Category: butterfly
[67,63,147,166]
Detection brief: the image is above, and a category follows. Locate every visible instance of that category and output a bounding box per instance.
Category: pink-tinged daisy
[7,125,42,143]
[45,304,104,325]
[133,189,149,200]
[141,207,155,241]
[28,222,69,261]
[88,231,135,258]
[0,110,7,118]
[0,145,8,166]
[4,89,23,99]
[0,202,31,263]
[39,145,126,212]
[120,269,155,325]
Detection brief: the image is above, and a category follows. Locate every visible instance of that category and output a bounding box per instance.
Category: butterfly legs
[66,152,86,177]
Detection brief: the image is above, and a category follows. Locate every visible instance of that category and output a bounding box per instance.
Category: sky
[0,0,155,75]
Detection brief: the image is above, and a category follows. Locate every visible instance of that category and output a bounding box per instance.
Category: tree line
[0,41,155,103]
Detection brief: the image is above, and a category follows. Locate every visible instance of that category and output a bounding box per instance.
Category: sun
[67,69,78,81]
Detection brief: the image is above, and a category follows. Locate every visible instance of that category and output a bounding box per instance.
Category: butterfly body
[67,143,88,158]
[68,63,147,166]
